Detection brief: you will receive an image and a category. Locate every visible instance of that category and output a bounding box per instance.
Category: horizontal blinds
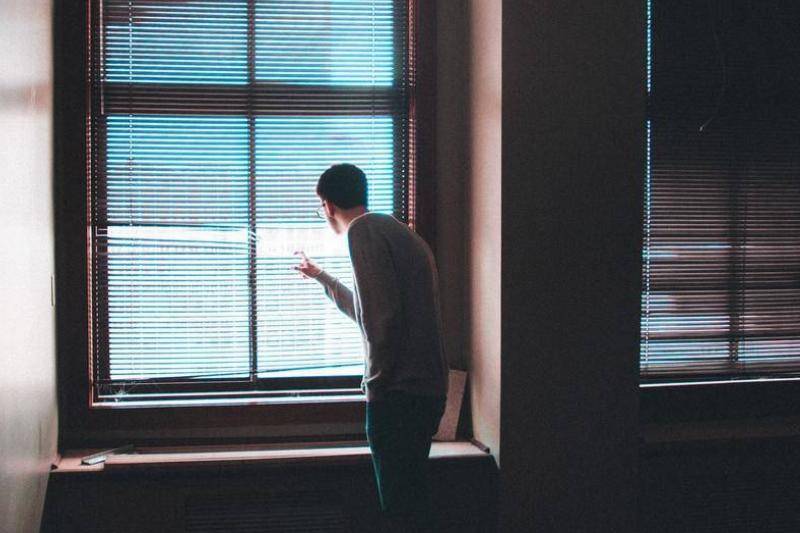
[255,1,395,86]
[99,114,252,381]
[90,0,411,394]
[738,133,800,371]
[254,114,394,377]
[641,0,800,380]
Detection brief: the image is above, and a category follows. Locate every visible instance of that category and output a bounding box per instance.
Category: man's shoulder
[348,212,403,237]
[349,213,433,258]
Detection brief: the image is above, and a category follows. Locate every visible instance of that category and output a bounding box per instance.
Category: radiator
[185,490,350,532]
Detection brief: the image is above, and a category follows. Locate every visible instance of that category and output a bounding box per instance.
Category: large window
[88,0,416,404]
[641,0,800,383]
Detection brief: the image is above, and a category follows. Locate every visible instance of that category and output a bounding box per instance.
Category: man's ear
[324,200,336,218]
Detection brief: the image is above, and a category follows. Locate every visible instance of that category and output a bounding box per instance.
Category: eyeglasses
[315,205,326,219]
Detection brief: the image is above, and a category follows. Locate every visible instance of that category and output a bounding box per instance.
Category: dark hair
[316,163,368,209]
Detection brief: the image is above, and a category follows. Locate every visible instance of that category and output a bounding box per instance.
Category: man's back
[346,212,448,401]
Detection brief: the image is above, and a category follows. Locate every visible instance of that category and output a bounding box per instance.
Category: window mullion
[728,137,746,372]
[247,0,258,385]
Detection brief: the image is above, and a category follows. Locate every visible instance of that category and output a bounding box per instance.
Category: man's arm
[315,271,357,322]
[348,223,403,389]
[293,251,357,322]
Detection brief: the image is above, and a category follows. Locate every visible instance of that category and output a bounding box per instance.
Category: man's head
[316,163,369,234]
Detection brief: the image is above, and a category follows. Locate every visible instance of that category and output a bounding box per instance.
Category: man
[293,163,449,532]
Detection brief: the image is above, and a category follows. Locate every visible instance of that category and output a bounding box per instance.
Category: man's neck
[342,206,369,229]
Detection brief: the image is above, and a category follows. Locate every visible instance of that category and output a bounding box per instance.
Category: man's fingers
[292,251,317,280]
[290,265,310,279]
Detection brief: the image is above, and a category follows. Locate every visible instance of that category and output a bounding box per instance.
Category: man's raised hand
[292,250,322,279]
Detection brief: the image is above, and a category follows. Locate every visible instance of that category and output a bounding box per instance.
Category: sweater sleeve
[315,270,357,323]
[347,223,402,390]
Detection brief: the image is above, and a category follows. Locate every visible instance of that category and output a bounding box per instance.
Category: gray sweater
[315,212,448,402]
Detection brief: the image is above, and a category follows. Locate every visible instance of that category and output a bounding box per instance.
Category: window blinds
[641,0,800,381]
[89,0,413,400]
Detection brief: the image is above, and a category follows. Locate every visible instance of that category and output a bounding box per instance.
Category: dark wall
[641,439,800,532]
[501,1,645,531]
[435,0,470,373]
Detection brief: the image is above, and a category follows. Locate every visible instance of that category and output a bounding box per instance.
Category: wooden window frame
[53,0,437,449]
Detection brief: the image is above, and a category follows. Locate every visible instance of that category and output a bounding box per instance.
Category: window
[641,0,800,383]
[88,0,417,405]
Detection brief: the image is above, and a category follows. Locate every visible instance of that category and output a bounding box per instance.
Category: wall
[466,0,502,463]
[501,0,644,531]
[436,0,502,464]
[435,0,470,373]
[0,1,58,532]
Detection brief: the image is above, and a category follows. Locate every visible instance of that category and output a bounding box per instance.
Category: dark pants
[366,390,446,532]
